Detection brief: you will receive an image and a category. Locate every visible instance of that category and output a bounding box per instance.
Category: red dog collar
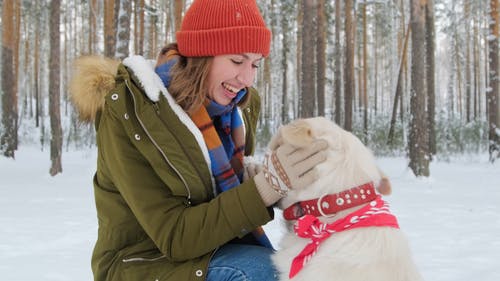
[282,182,377,220]
[289,196,399,278]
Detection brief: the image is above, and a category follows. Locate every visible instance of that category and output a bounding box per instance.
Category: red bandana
[289,196,399,278]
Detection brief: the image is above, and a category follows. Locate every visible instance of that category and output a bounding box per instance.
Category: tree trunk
[296,1,303,118]
[374,5,379,116]
[147,0,158,59]
[465,1,472,123]
[281,1,292,124]
[300,0,316,118]
[116,0,132,59]
[89,0,98,54]
[409,0,429,176]
[174,0,184,33]
[334,0,342,125]
[49,0,63,175]
[473,15,479,120]
[400,0,407,124]
[344,0,355,131]
[388,23,411,146]
[13,0,21,130]
[454,27,463,118]
[356,17,362,113]
[24,10,31,119]
[316,0,326,117]
[104,0,117,58]
[134,0,141,55]
[362,3,368,141]
[483,3,490,120]
[264,51,272,121]
[489,0,500,161]
[34,0,41,128]
[426,0,436,157]
[1,0,17,158]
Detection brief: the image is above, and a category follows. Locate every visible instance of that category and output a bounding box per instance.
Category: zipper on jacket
[122,254,167,263]
[151,90,212,202]
[125,80,192,204]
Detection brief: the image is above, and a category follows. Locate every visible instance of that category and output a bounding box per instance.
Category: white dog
[270,117,423,281]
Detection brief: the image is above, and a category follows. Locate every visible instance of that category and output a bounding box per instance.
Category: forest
[1,0,499,176]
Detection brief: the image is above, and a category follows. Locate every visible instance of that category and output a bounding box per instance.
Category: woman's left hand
[243,157,263,182]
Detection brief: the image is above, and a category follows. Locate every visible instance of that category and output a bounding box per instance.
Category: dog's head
[270,117,391,210]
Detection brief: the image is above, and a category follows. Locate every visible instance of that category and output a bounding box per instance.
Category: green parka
[70,56,273,281]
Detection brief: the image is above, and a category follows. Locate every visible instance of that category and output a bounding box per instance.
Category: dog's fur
[271,117,423,281]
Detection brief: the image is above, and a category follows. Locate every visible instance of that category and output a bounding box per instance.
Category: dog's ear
[376,168,392,195]
[281,119,314,148]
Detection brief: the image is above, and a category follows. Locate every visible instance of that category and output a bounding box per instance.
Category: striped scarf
[155,54,273,249]
[190,92,246,195]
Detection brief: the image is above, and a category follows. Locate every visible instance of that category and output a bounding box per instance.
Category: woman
[70,0,327,280]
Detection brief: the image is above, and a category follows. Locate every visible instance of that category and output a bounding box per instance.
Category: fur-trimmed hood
[70,55,168,123]
[69,56,121,123]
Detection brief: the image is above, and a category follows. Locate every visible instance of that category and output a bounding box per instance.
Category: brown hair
[158,43,250,114]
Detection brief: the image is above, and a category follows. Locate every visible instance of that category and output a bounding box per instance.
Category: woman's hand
[253,140,328,206]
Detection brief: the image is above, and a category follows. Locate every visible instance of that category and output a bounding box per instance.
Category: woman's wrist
[253,172,285,207]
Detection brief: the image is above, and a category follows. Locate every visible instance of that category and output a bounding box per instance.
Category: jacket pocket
[122,252,167,263]
[111,242,175,281]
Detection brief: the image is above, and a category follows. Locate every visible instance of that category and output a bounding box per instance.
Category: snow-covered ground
[1,147,499,281]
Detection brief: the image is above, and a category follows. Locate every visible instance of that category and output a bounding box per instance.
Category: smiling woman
[69,0,329,281]
[207,53,262,106]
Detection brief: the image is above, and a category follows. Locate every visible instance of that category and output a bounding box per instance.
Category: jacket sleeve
[97,101,273,262]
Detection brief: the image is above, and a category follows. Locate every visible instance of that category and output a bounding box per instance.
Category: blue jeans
[206,244,279,281]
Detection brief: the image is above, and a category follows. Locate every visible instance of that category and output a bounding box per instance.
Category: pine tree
[409,0,430,176]
[488,0,500,161]
[49,0,63,175]
[1,0,18,158]
[344,0,355,131]
[300,0,316,118]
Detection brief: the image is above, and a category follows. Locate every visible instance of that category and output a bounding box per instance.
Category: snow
[1,147,500,281]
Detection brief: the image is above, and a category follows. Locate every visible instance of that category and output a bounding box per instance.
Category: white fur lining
[123,56,214,189]
[123,56,163,102]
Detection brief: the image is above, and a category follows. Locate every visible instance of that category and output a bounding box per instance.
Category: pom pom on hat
[176,0,271,57]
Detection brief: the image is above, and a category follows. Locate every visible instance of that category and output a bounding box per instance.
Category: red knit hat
[176,0,271,57]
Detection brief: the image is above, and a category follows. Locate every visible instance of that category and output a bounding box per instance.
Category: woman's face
[207,53,263,106]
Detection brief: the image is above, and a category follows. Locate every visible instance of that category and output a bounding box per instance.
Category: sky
[1,147,499,281]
